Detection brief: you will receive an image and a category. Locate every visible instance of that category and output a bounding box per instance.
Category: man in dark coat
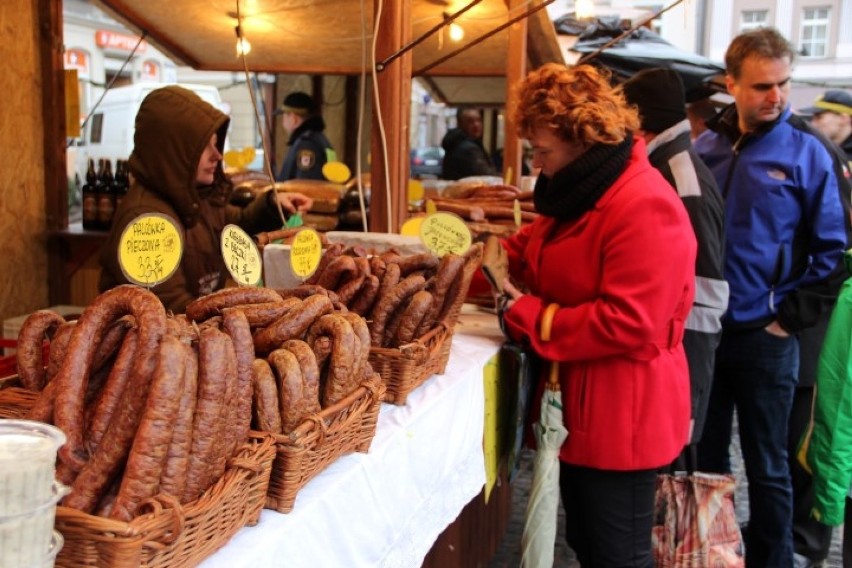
[622,68,728,454]
[275,91,334,182]
[440,107,496,180]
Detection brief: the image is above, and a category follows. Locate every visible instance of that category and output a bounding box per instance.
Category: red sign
[64,49,89,75]
[141,60,160,81]
[95,30,148,53]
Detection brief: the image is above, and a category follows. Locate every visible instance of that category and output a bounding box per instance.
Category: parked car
[410,146,444,179]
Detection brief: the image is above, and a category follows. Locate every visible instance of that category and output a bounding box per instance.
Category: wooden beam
[41,0,67,231]
[369,0,412,233]
[502,0,527,187]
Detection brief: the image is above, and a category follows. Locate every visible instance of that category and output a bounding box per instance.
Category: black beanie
[622,68,687,134]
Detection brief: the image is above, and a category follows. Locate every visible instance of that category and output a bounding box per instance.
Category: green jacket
[99,85,284,313]
[807,275,852,525]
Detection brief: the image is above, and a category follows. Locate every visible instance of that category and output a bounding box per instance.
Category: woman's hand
[501,278,523,310]
[276,191,314,214]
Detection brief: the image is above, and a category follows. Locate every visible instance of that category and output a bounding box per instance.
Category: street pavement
[488,426,845,567]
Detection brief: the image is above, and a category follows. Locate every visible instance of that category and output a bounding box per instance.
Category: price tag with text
[221,224,263,286]
[118,213,183,287]
[419,212,472,257]
[289,228,323,280]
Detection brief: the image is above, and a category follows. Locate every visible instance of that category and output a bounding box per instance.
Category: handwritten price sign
[117,213,183,287]
[221,224,262,286]
[289,228,323,280]
[419,212,472,257]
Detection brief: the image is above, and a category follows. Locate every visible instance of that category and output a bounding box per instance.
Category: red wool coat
[502,140,696,471]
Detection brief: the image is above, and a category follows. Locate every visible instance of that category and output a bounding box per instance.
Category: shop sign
[95,30,148,53]
[64,49,90,76]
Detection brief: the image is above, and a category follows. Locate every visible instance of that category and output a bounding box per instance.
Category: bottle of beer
[82,158,99,230]
[113,160,128,213]
[97,159,115,230]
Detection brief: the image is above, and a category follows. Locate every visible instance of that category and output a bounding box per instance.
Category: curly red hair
[513,63,639,146]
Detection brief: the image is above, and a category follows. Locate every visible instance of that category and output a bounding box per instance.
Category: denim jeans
[697,327,798,567]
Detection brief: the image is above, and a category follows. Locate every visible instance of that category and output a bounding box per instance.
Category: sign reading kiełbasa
[419,211,472,257]
[118,213,183,287]
[289,228,323,280]
[221,224,263,286]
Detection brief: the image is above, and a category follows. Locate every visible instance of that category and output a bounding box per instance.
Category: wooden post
[503,0,527,188]
[41,0,67,231]
[370,0,412,233]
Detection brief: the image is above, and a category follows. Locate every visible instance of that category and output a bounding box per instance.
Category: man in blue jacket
[694,27,849,567]
[275,91,334,182]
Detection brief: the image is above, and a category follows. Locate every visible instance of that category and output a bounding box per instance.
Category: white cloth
[198,333,500,568]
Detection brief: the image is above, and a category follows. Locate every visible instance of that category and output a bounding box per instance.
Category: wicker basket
[0,387,276,567]
[369,321,453,405]
[258,373,385,513]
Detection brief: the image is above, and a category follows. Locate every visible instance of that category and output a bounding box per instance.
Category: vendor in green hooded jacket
[99,85,312,313]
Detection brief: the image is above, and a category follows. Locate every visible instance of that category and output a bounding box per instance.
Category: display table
[199,332,502,568]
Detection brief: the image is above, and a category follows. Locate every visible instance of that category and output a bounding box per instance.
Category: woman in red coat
[500,64,697,566]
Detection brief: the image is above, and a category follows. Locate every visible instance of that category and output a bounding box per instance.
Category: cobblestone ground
[488,424,844,567]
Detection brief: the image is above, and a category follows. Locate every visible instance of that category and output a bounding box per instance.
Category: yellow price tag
[513,199,522,227]
[425,199,437,215]
[289,228,323,280]
[504,166,513,186]
[419,212,472,257]
[221,224,262,286]
[118,213,183,287]
[322,161,351,183]
[408,179,424,202]
[223,149,242,169]
[240,147,256,166]
[399,216,424,236]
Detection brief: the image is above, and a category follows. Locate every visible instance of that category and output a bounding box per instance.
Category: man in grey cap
[275,91,335,181]
[803,90,852,163]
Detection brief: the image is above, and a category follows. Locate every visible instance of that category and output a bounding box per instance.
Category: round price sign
[221,224,263,286]
[118,213,183,287]
[419,212,472,257]
[289,228,323,280]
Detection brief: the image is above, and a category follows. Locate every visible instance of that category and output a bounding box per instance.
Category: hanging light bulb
[576,0,596,19]
[234,24,251,56]
[448,22,465,42]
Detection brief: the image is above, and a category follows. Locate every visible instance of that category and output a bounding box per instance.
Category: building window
[800,7,830,58]
[740,10,769,31]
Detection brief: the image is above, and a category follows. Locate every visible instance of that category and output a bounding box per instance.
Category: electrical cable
[370,0,393,233]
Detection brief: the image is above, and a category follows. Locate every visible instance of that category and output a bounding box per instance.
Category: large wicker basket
[257,373,385,513]
[368,321,453,405]
[0,387,276,567]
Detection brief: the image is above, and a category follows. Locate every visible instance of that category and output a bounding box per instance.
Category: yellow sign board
[289,228,323,280]
[399,216,424,237]
[118,213,183,287]
[221,224,263,286]
[419,211,472,257]
[322,161,351,184]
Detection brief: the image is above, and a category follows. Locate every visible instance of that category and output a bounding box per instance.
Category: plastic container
[0,483,68,568]
[0,420,66,515]
[36,531,64,568]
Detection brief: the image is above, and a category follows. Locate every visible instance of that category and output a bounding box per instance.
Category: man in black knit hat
[275,91,335,181]
[622,67,728,456]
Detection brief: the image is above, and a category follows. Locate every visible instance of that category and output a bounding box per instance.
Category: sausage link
[46,321,75,385]
[252,294,333,354]
[275,284,339,302]
[185,287,282,322]
[221,309,255,463]
[368,275,426,346]
[280,339,321,418]
[233,297,302,328]
[349,274,380,317]
[336,257,369,306]
[159,340,198,500]
[268,349,306,434]
[109,335,185,521]
[16,310,66,391]
[315,255,357,291]
[182,327,231,503]
[422,253,465,333]
[251,359,282,433]
[394,291,435,346]
[207,333,238,490]
[338,313,371,383]
[306,314,358,407]
[56,285,166,474]
[305,242,345,285]
[438,242,484,323]
[368,256,387,282]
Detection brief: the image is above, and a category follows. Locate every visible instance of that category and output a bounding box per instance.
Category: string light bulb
[448,22,465,42]
[235,24,251,56]
[576,0,596,19]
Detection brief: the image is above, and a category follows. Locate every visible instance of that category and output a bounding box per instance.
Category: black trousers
[789,385,834,561]
[560,462,657,568]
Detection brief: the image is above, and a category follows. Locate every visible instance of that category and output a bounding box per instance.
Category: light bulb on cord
[448,22,464,42]
[236,36,252,55]
[576,0,595,19]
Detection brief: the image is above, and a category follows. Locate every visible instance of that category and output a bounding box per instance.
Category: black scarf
[533,132,634,221]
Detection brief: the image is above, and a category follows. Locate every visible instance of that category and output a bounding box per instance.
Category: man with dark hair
[622,68,728,459]
[803,89,852,163]
[694,27,850,567]
[275,91,334,181]
[440,107,496,180]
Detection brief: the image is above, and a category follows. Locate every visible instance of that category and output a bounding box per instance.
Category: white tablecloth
[198,332,501,568]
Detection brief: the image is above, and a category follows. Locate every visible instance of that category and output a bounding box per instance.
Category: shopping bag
[652,471,744,567]
[499,340,540,482]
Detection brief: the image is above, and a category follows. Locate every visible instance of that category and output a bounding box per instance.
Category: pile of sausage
[303,242,484,348]
[430,183,537,238]
[184,287,374,435]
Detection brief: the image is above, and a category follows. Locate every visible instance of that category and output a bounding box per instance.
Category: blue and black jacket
[276,115,333,182]
[695,105,849,333]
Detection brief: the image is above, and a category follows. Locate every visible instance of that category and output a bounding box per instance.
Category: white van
[72,82,227,182]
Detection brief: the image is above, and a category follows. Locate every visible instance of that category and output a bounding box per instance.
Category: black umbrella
[556,15,726,102]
